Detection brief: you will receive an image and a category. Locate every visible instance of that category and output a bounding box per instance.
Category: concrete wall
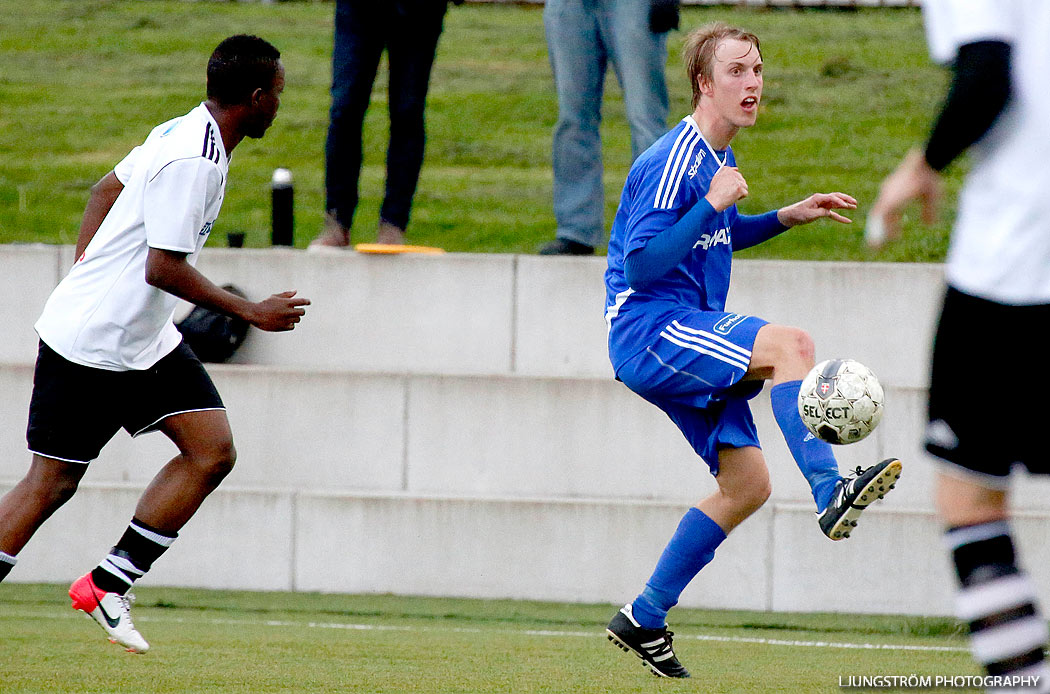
[0,246,940,384]
[2,245,1048,616]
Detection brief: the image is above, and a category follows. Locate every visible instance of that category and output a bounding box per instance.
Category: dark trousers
[324,0,448,232]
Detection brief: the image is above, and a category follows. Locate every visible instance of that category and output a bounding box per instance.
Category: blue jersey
[604,116,740,370]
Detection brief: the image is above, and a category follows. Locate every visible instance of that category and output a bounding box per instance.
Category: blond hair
[683,22,762,109]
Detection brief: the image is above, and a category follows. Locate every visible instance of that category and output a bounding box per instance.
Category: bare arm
[868,41,1010,248]
[145,248,310,332]
[74,172,124,262]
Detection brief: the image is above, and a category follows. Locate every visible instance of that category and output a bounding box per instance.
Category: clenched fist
[705,166,749,212]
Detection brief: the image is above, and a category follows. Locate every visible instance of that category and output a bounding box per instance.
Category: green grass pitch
[1,1,960,260]
[0,583,976,693]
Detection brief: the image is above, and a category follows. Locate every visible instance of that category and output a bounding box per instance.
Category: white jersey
[35,103,229,370]
[923,0,1050,304]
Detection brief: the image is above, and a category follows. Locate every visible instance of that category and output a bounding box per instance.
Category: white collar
[683,115,727,167]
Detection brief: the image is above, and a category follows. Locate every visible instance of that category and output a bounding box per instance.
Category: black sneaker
[818,458,903,541]
[538,238,595,256]
[606,604,690,678]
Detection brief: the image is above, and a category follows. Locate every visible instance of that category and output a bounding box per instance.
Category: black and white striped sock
[0,550,16,582]
[91,518,177,595]
[947,521,1050,692]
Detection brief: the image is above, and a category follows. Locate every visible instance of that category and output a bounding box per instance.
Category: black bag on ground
[176,284,250,363]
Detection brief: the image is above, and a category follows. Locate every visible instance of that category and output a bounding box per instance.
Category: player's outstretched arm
[144,248,309,332]
[868,42,1010,249]
[867,149,941,249]
[776,192,857,228]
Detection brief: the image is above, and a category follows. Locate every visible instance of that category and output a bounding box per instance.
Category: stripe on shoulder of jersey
[201,123,220,164]
[654,128,700,210]
[665,138,699,210]
[653,127,692,209]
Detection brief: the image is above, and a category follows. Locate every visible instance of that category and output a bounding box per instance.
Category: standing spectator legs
[607,0,669,161]
[323,0,386,241]
[543,0,607,253]
[382,1,449,243]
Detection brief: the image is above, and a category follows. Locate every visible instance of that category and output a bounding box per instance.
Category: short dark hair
[206,35,281,106]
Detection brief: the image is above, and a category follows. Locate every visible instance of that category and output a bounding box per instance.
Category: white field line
[5,609,968,653]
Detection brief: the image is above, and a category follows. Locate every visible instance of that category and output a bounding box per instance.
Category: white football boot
[69,573,149,653]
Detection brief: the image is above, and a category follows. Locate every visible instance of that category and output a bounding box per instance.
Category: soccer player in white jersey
[871,1,1050,690]
[0,35,309,653]
[602,23,903,678]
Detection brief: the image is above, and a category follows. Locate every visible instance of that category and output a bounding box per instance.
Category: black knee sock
[947,521,1050,685]
[91,518,177,595]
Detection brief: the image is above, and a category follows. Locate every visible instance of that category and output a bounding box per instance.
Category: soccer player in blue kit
[603,23,903,678]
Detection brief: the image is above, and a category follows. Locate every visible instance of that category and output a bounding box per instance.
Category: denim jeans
[544,0,670,248]
[325,0,448,232]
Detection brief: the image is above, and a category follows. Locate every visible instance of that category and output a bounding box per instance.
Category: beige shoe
[307,212,351,252]
[376,219,405,245]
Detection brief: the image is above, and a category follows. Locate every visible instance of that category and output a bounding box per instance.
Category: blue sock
[632,508,727,629]
[770,380,840,512]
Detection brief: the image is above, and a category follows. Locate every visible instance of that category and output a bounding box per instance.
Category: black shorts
[926,287,1050,482]
[26,341,225,464]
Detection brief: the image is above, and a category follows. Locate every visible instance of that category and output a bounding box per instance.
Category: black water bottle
[271,168,294,246]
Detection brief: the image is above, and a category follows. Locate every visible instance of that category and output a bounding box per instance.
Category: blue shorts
[615,310,767,474]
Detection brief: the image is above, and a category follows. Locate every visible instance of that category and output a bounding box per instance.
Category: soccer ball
[797,359,884,445]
